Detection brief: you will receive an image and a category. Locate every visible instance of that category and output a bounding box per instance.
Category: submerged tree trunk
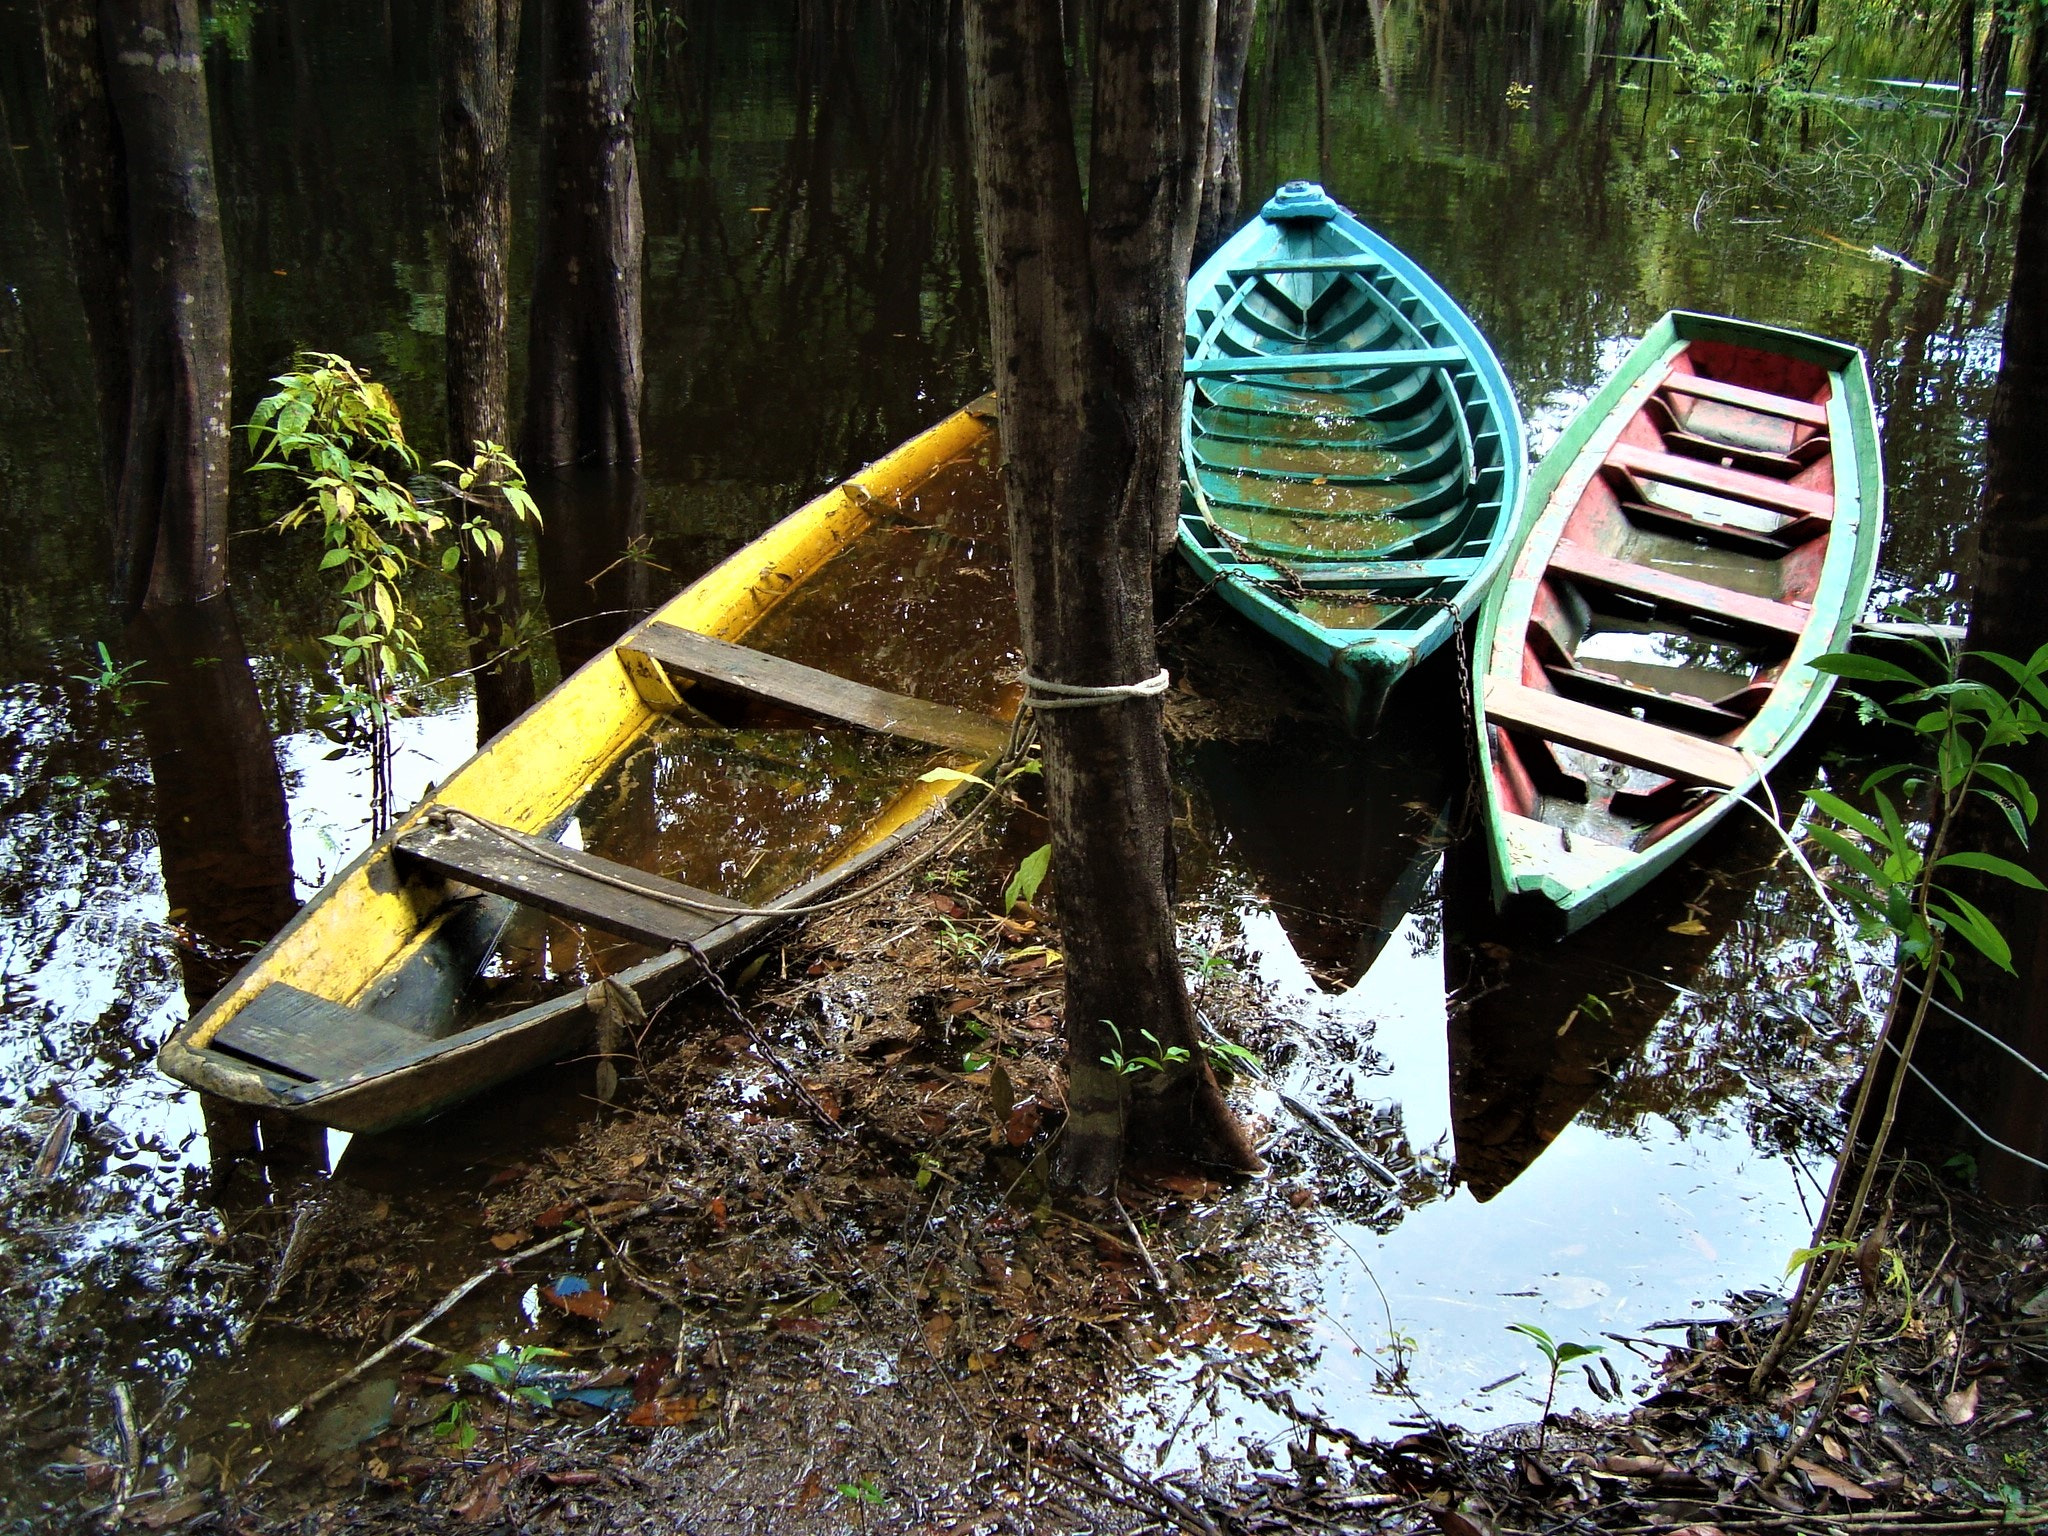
[443,0,534,738]
[1193,0,1258,265]
[524,0,644,468]
[1933,117,2048,1205]
[1977,0,2013,123]
[965,0,1262,1192]
[38,0,231,616]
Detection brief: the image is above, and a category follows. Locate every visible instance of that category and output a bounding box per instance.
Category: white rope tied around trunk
[1017,668,1170,710]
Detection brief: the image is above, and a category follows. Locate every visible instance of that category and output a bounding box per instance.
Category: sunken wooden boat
[1473,312,1883,934]
[159,398,1017,1134]
[1178,180,1526,731]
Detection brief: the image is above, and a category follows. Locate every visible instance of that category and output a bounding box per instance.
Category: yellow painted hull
[159,400,1003,1133]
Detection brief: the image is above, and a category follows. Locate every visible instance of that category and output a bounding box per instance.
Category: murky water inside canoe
[0,0,2018,1515]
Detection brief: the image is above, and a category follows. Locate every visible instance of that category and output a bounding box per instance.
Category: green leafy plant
[1506,1322,1603,1453]
[1099,1020,1191,1077]
[247,352,540,829]
[464,1342,566,1407]
[931,917,990,964]
[835,1474,886,1515]
[71,642,160,715]
[431,1398,479,1453]
[1201,1034,1263,1076]
[1004,844,1051,913]
[1754,635,2048,1388]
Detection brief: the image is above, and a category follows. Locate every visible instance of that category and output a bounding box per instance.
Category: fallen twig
[270,1197,672,1432]
[1114,1195,1171,1296]
[1061,1436,1222,1536]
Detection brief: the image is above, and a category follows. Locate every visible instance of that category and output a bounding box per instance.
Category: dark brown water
[0,0,2018,1517]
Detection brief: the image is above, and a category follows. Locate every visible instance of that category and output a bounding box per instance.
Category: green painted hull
[1471,311,1885,934]
[1177,182,1527,732]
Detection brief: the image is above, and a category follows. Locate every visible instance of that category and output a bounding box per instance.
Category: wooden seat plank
[1257,556,1484,587]
[619,623,1009,757]
[211,984,429,1083]
[395,812,727,952]
[1548,541,1811,637]
[1659,372,1829,426]
[1484,677,1751,789]
[1185,347,1465,377]
[1606,443,1835,521]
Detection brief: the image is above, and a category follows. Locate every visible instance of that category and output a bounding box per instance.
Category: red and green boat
[1473,311,1884,933]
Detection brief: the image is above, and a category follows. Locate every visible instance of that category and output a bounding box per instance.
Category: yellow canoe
[159,397,1014,1133]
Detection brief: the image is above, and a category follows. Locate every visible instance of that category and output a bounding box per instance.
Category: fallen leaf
[1792,1457,1874,1501]
[534,1203,575,1230]
[1600,1455,1678,1478]
[133,1493,209,1529]
[542,1470,603,1487]
[1940,1379,1979,1426]
[484,1165,529,1188]
[1148,1170,1222,1199]
[774,1315,824,1334]
[1013,1329,1041,1350]
[1877,1369,1943,1427]
[1226,1330,1275,1355]
[925,1312,956,1347]
[795,1468,826,1509]
[1285,1184,1317,1208]
[706,1196,728,1233]
[625,1396,700,1428]
[1430,1510,1492,1536]
[924,893,968,917]
[489,1231,531,1252]
[1005,1100,1042,1147]
[1667,918,1708,936]
[543,1277,613,1323]
[2023,1287,2048,1318]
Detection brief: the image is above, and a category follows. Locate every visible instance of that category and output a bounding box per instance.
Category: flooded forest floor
[1,610,2042,1536]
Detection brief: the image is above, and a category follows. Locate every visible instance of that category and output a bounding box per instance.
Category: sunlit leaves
[1801,639,2048,986]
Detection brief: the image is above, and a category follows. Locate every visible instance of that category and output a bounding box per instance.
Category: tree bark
[1937,119,2048,1205]
[443,0,534,739]
[128,598,297,1009]
[39,0,231,616]
[965,0,1260,1192]
[523,0,644,469]
[1193,0,1258,266]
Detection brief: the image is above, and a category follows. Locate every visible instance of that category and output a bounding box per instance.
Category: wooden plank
[1484,677,1752,789]
[1659,371,1829,427]
[618,623,1009,757]
[211,984,430,1083]
[1288,556,1486,586]
[1229,256,1387,277]
[1185,347,1465,377]
[1549,541,1811,637]
[1606,443,1835,521]
[394,812,728,952]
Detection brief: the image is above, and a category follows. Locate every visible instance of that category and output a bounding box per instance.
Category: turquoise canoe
[1473,311,1884,933]
[1178,181,1527,731]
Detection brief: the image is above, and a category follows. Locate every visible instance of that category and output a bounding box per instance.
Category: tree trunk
[1193,0,1258,266]
[523,0,644,469]
[1935,118,2048,1205]
[39,0,231,616]
[1977,0,2012,123]
[965,0,1261,1192]
[128,598,297,1009]
[35,0,130,500]
[443,0,534,739]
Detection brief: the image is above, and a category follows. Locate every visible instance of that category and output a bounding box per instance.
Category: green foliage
[1202,1034,1263,1075]
[1803,640,2048,985]
[247,352,540,732]
[464,1343,568,1409]
[835,1475,885,1508]
[1099,1020,1191,1077]
[431,1399,479,1452]
[1508,1323,1604,1452]
[1004,844,1051,913]
[71,642,160,715]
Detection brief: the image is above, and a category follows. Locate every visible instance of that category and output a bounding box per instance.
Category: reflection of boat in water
[1440,808,1782,1201]
[160,399,1018,1134]
[1183,713,1456,990]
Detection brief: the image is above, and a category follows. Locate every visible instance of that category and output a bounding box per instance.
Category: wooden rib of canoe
[1178,180,1526,732]
[1473,311,1884,934]
[158,398,1016,1134]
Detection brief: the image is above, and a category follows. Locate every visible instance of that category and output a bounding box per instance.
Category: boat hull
[1176,180,1525,732]
[159,401,1010,1132]
[1473,312,1884,933]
